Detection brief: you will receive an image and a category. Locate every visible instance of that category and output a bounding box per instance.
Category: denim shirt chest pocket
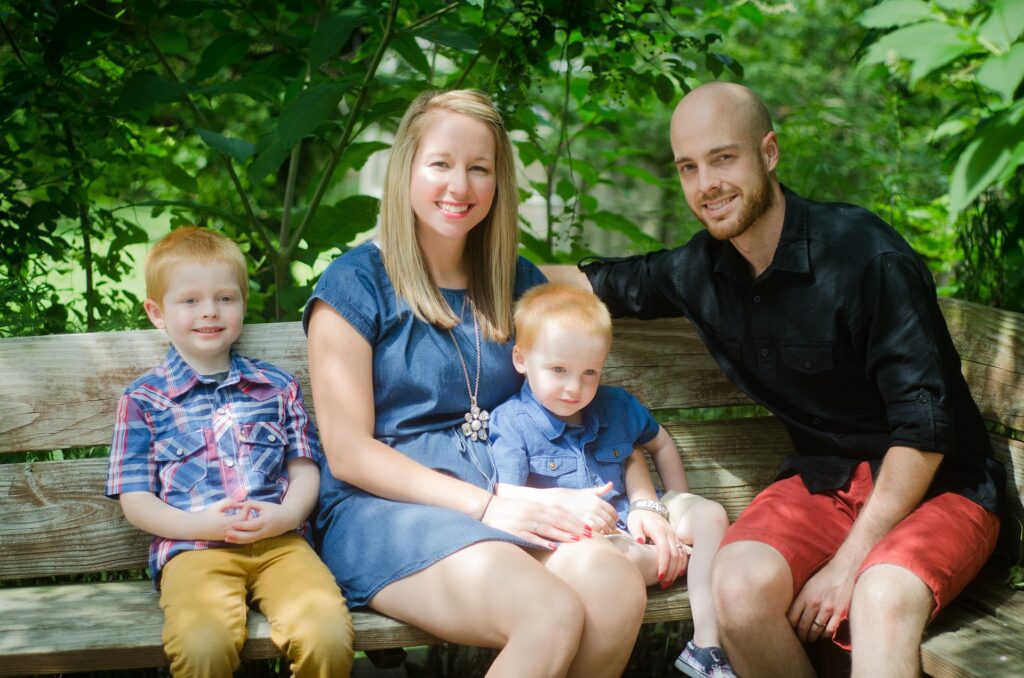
[153,429,209,494]
[239,420,287,481]
[527,452,580,490]
[589,439,632,494]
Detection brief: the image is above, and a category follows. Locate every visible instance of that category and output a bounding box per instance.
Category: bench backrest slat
[1,298,1021,581]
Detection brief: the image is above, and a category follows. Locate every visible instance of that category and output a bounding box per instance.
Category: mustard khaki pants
[159,532,354,678]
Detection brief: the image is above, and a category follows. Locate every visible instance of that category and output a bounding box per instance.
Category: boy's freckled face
[513,325,610,426]
[144,261,244,374]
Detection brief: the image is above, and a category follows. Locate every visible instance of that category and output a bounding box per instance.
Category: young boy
[105,227,353,677]
[490,282,735,678]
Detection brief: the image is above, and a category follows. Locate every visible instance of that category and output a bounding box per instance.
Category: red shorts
[721,462,999,650]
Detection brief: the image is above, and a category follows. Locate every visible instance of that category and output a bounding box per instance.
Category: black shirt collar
[713,184,810,284]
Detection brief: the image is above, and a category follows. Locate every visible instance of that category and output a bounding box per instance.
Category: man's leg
[847,492,999,678]
[849,564,931,678]
[711,472,861,678]
[713,541,815,678]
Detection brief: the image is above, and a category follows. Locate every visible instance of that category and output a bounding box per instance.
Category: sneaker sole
[673,656,708,678]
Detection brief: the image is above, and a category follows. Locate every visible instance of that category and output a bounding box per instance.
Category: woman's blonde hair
[514,283,612,352]
[379,89,519,342]
[145,226,248,307]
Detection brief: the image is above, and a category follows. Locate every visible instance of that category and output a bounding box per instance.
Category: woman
[304,90,646,677]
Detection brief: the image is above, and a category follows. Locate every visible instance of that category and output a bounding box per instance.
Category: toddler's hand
[193,498,247,541]
[223,500,298,544]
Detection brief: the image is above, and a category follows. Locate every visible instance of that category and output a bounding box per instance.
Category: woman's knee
[551,539,647,623]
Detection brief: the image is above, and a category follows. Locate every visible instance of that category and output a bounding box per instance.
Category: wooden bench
[0,297,1020,677]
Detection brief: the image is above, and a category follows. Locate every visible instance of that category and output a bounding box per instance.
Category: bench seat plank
[0,578,685,676]
[922,559,1024,678]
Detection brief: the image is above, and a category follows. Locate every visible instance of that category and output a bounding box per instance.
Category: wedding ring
[812,620,825,628]
[675,544,685,551]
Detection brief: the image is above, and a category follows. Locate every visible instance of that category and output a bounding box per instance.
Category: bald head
[672,82,774,148]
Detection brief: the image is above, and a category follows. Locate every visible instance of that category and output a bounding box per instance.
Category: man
[549,82,1004,677]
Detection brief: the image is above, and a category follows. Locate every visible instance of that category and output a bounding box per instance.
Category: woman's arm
[306,301,586,546]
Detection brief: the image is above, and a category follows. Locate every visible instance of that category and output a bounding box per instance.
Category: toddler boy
[105,227,353,677]
[490,282,735,678]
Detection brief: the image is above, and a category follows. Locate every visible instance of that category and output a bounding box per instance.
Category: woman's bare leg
[537,537,647,678]
[370,541,585,678]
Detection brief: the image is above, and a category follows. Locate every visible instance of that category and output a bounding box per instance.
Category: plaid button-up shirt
[105,346,322,584]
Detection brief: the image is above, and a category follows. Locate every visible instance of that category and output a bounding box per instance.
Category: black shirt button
[760,348,769,357]
[918,394,929,404]
[812,417,821,425]
[803,360,813,369]
[753,295,762,303]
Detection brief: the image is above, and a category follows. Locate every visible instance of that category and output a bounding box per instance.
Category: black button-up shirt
[582,186,1003,512]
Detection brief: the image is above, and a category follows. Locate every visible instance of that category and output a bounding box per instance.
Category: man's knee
[852,563,933,625]
[712,541,792,623]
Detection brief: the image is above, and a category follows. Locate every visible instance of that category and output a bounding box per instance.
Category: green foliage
[857,0,1024,215]
[1,0,737,334]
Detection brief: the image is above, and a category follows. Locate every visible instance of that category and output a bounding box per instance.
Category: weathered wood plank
[940,297,1024,433]
[922,558,1024,678]
[0,574,683,675]
[0,580,442,676]
[991,434,1023,555]
[0,458,150,579]
[0,318,753,456]
[0,419,791,580]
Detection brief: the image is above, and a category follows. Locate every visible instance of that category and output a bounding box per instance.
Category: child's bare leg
[675,500,730,647]
[605,532,660,585]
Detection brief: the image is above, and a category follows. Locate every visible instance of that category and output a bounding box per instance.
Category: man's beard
[697,170,774,242]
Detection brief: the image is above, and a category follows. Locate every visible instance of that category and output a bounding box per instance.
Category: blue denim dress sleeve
[302,242,547,607]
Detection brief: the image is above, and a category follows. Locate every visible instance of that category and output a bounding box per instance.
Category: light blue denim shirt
[490,381,660,525]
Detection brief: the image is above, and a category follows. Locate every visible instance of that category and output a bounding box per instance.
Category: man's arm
[787,445,942,642]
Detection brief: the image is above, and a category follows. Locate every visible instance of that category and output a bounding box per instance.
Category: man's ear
[143,299,165,329]
[761,130,780,173]
[511,345,528,375]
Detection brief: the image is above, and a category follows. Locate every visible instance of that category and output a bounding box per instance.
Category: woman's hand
[481,495,590,550]
[546,482,620,534]
[627,509,688,587]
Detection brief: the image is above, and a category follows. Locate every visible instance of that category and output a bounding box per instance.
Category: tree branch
[288,0,401,257]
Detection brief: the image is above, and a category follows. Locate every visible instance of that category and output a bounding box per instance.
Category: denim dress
[302,241,545,607]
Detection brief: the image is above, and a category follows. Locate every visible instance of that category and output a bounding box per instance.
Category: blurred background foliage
[1,0,1021,340]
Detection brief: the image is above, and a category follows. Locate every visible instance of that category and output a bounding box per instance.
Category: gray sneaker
[674,641,737,678]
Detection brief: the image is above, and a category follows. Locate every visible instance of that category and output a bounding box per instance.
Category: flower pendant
[461,404,490,441]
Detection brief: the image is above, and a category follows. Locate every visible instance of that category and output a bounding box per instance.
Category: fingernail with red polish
[636,537,644,543]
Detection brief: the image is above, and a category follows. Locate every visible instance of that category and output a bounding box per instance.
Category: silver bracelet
[630,499,669,519]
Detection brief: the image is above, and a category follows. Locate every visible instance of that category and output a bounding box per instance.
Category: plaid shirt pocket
[239,420,287,479]
[153,430,208,494]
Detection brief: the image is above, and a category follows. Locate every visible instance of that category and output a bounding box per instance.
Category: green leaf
[154,30,190,55]
[202,75,282,103]
[247,131,292,183]
[518,228,558,263]
[338,141,390,172]
[195,128,256,163]
[949,104,1024,213]
[161,162,199,193]
[114,71,187,112]
[616,163,663,186]
[977,44,1024,103]
[736,2,765,26]
[588,210,661,249]
[194,33,250,82]
[303,196,380,249]
[979,0,1024,52]
[857,0,933,29]
[278,83,346,147]
[309,10,366,70]
[391,33,432,77]
[414,24,478,52]
[933,0,973,10]
[653,73,675,104]
[861,22,971,86]
[556,177,575,202]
